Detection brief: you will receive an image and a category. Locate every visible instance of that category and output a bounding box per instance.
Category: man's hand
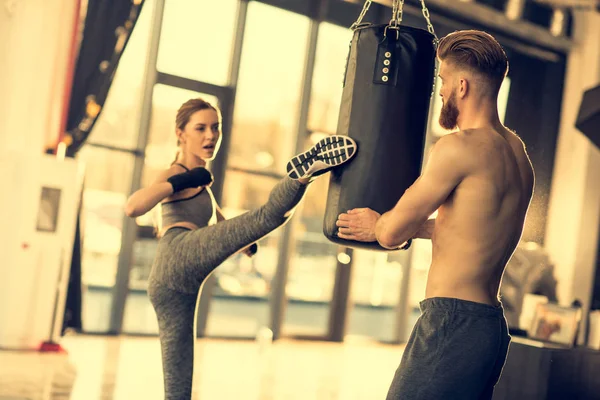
[336,208,381,242]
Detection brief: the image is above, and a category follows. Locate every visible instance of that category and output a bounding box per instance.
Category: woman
[125,98,357,399]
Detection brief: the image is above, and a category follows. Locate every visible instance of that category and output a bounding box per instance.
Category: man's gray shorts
[386,297,511,400]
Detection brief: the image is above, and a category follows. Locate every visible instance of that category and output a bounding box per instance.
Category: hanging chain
[350,0,373,30]
[419,0,438,41]
[352,0,437,41]
[389,0,405,29]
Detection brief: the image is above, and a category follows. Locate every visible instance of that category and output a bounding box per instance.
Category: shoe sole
[286,136,357,180]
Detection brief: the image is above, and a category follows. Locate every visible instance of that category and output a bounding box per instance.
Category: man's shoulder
[433,132,466,148]
[429,134,473,176]
[432,133,471,159]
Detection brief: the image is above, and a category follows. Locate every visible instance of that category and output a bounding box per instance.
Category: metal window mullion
[195,0,249,338]
[155,72,232,99]
[108,0,166,334]
[85,141,144,157]
[270,4,326,340]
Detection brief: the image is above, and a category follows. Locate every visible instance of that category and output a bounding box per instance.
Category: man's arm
[375,136,468,249]
[413,219,435,240]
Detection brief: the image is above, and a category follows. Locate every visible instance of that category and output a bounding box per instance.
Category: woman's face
[177,109,222,161]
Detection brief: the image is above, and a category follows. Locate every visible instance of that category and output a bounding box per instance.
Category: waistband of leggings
[419,297,504,318]
[162,226,192,237]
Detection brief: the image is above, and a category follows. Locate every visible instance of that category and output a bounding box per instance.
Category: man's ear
[458,76,469,99]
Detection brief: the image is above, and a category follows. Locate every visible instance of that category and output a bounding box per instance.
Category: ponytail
[170,138,181,166]
[170,150,180,166]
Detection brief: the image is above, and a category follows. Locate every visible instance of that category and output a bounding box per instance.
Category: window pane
[86,0,155,149]
[121,84,219,334]
[307,22,353,135]
[498,77,511,123]
[404,240,433,337]
[205,170,282,338]
[156,0,238,86]
[227,2,310,174]
[347,250,409,342]
[77,146,135,332]
[282,135,339,337]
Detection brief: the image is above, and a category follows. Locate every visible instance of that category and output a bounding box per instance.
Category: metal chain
[352,0,437,42]
[389,0,405,29]
[350,0,373,30]
[419,0,438,41]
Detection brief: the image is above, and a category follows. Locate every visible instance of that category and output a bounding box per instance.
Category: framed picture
[36,186,62,233]
[529,302,582,347]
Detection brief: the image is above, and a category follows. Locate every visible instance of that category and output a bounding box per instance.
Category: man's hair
[437,30,509,95]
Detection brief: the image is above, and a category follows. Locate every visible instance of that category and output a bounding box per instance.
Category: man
[336,30,534,399]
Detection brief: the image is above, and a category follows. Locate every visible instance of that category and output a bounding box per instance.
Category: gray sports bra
[160,164,216,229]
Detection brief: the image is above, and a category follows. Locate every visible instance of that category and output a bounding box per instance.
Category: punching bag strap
[384,0,405,40]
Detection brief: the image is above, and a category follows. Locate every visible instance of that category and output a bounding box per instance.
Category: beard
[439,90,459,131]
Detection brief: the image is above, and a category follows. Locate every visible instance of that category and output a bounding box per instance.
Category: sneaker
[286,135,357,180]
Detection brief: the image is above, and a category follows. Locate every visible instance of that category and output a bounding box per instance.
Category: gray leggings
[147,177,307,400]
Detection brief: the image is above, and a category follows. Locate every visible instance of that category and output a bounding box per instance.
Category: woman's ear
[176,128,185,144]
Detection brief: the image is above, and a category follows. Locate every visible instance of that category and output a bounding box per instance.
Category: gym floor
[0,335,405,400]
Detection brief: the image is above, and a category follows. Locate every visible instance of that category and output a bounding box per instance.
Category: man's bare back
[427,127,534,305]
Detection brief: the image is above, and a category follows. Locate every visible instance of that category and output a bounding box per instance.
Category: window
[77,146,135,332]
[280,22,353,337]
[307,22,353,135]
[226,2,310,174]
[86,0,155,149]
[156,0,238,86]
[282,136,339,337]
[204,2,311,337]
[347,250,409,342]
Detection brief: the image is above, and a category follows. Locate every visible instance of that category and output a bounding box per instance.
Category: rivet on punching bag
[323,0,438,251]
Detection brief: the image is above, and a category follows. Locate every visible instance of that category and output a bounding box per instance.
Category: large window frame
[102,0,418,343]
[92,0,562,343]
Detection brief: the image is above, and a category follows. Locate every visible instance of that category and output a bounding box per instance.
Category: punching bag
[323,0,438,251]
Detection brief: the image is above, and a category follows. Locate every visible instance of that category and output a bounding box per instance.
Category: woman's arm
[124,168,178,218]
[215,204,227,222]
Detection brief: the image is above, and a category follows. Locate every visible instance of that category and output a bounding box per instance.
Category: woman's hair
[176,98,217,132]
[171,98,219,165]
[437,30,509,95]
[171,98,218,165]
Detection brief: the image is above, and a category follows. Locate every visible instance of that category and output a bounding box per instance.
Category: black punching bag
[323,4,437,251]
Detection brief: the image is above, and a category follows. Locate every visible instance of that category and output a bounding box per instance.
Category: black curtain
[62,188,84,334]
[62,0,146,334]
[66,0,146,157]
